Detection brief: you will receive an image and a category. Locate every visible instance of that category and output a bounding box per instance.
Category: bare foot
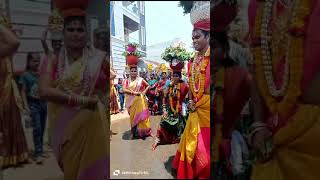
[152,142,158,151]
[152,137,160,150]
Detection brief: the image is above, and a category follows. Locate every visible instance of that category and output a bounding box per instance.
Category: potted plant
[161,45,191,70]
[122,42,141,65]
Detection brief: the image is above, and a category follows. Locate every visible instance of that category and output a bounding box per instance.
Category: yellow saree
[0,57,29,168]
[41,49,109,179]
[172,94,210,179]
[251,105,320,180]
[125,77,151,138]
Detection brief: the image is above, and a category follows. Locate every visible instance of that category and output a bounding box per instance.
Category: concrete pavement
[3,112,177,180]
[110,115,178,179]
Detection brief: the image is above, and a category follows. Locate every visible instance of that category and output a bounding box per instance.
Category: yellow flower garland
[190,48,210,102]
[253,0,310,116]
[169,83,181,115]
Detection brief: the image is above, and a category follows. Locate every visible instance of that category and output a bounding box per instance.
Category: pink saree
[40,48,109,179]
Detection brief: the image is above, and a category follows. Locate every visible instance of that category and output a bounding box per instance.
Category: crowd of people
[111,67,189,115]
[112,1,211,179]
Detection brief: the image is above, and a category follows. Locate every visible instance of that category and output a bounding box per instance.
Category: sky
[144,1,193,47]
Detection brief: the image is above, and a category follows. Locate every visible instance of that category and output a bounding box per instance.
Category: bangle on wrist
[248,126,269,146]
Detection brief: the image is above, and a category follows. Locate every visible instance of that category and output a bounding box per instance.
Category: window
[110,2,115,36]
[140,1,145,15]
[141,26,145,46]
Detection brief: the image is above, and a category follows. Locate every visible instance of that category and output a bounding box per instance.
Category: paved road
[110,115,178,179]
[2,148,63,180]
[2,114,178,180]
[2,125,63,180]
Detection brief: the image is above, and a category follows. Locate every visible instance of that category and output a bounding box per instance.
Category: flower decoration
[161,45,191,62]
[122,42,141,58]
[48,9,64,32]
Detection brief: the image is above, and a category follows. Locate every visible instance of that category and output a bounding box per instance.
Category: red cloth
[223,67,252,138]
[172,127,210,179]
[62,8,86,18]
[54,0,90,18]
[157,127,180,144]
[170,82,189,112]
[194,20,210,31]
[170,61,184,72]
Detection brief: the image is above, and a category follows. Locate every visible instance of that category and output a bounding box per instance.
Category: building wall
[110,1,146,79]
[9,0,108,73]
[9,0,51,72]
[111,1,125,78]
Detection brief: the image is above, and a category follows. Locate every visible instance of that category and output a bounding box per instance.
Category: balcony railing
[123,1,139,16]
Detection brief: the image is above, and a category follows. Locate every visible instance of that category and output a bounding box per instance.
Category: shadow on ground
[164,155,176,177]
[122,130,132,140]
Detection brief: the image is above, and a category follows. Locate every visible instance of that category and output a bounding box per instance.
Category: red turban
[193,19,210,31]
[54,0,90,18]
[61,8,86,18]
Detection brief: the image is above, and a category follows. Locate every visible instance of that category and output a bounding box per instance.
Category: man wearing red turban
[172,1,211,179]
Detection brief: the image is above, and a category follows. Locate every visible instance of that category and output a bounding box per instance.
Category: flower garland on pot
[252,0,310,119]
[48,9,64,32]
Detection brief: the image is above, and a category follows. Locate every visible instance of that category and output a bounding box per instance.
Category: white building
[110,1,146,78]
